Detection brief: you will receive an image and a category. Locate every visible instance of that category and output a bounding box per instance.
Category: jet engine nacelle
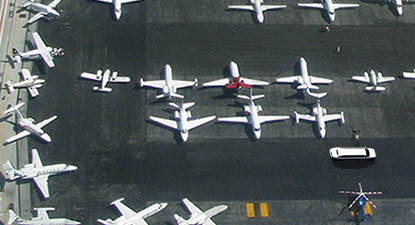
[256,105,263,114]
[162,86,169,94]
[111,71,118,79]
[186,111,192,121]
[377,72,383,78]
[28,117,35,123]
[174,111,180,119]
[243,106,251,115]
[33,84,43,89]
[312,107,318,116]
[323,108,327,115]
[96,70,103,79]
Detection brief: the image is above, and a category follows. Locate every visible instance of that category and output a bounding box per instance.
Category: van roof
[336,147,369,157]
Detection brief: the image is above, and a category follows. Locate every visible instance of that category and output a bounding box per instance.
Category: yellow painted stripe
[259,203,269,217]
[246,203,255,218]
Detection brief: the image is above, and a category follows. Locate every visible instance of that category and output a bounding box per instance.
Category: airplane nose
[68,165,78,171]
[254,130,261,139]
[329,14,335,22]
[256,13,264,23]
[398,7,403,16]
[160,203,169,209]
[319,128,326,139]
[115,11,121,20]
[181,132,189,142]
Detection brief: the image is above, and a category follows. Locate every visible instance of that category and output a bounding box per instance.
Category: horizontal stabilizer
[3,160,18,180]
[183,102,196,110]
[93,86,112,92]
[365,86,386,92]
[306,90,328,99]
[173,214,186,225]
[97,218,115,225]
[5,81,15,93]
[204,205,228,219]
[4,102,25,114]
[262,5,287,11]
[7,210,20,225]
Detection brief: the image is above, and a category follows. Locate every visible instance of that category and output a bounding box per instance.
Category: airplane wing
[48,0,62,8]
[217,116,249,124]
[110,76,131,83]
[258,115,289,124]
[32,149,44,168]
[182,198,203,215]
[112,199,137,219]
[297,3,325,9]
[309,76,333,84]
[203,219,217,225]
[33,175,50,198]
[351,76,370,83]
[80,72,102,81]
[262,5,287,11]
[240,77,269,86]
[27,13,45,24]
[32,32,55,68]
[403,71,415,78]
[149,116,179,130]
[377,76,395,84]
[141,80,165,89]
[20,69,33,81]
[35,115,58,129]
[228,5,255,11]
[5,130,31,144]
[202,78,230,87]
[276,76,300,84]
[323,114,343,123]
[185,115,216,131]
[171,80,196,89]
[27,86,40,98]
[333,3,359,10]
[296,113,316,122]
[94,0,113,3]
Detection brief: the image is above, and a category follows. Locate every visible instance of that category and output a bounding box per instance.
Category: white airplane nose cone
[115,11,121,20]
[40,133,52,143]
[68,165,78,171]
[254,129,261,140]
[229,61,240,78]
[329,14,335,22]
[398,7,403,16]
[256,13,264,23]
[319,128,326,139]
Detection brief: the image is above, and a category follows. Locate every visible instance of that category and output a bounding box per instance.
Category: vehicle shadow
[331,159,375,169]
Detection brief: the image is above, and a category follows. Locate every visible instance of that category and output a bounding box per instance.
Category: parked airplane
[297,0,359,22]
[98,198,168,225]
[21,0,63,26]
[174,198,228,225]
[402,68,415,78]
[3,102,58,144]
[8,208,80,225]
[80,69,131,92]
[12,32,64,68]
[93,0,142,20]
[149,102,216,142]
[140,64,198,99]
[203,61,269,90]
[339,182,383,222]
[351,69,395,92]
[5,69,45,98]
[276,57,333,91]
[228,0,287,23]
[293,91,345,138]
[218,90,289,139]
[3,149,77,199]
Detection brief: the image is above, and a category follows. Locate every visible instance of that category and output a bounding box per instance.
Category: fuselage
[299,57,310,85]
[176,106,191,142]
[14,77,45,88]
[251,0,264,23]
[323,0,336,22]
[245,101,262,139]
[19,47,62,61]
[313,101,327,138]
[101,69,111,89]
[16,218,80,225]
[369,70,378,86]
[113,203,168,225]
[16,163,77,180]
[28,3,60,17]
[163,64,175,96]
[114,0,122,20]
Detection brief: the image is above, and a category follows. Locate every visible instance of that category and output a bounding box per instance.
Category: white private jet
[203,61,269,90]
[149,102,216,142]
[228,0,287,23]
[297,0,359,22]
[293,92,345,138]
[218,90,289,139]
[8,208,80,225]
[3,149,78,199]
[5,69,45,98]
[174,198,228,225]
[93,0,142,20]
[276,57,333,91]
[140,64,198,99]
[12,32,64,68]
[97,198,168,225]
[2,102,58,144]
[21,0,63,26]
[351,69,395,92]
[80,69,131,92]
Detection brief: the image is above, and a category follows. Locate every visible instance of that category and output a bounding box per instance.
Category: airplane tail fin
[173,214,187,225]
[237,89,265,101]
[4,102,25,115]
[297,84,319,90]
[12,48,21,63]
[93,86,112,93]
[293,111,300,124]
[165,93,184,99]
[3,161,19,181]
[97,219,115,225]
[5,81,15,93]
[7,209,21,225]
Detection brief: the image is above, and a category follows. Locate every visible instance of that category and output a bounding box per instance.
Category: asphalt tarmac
[19,0,415,224]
